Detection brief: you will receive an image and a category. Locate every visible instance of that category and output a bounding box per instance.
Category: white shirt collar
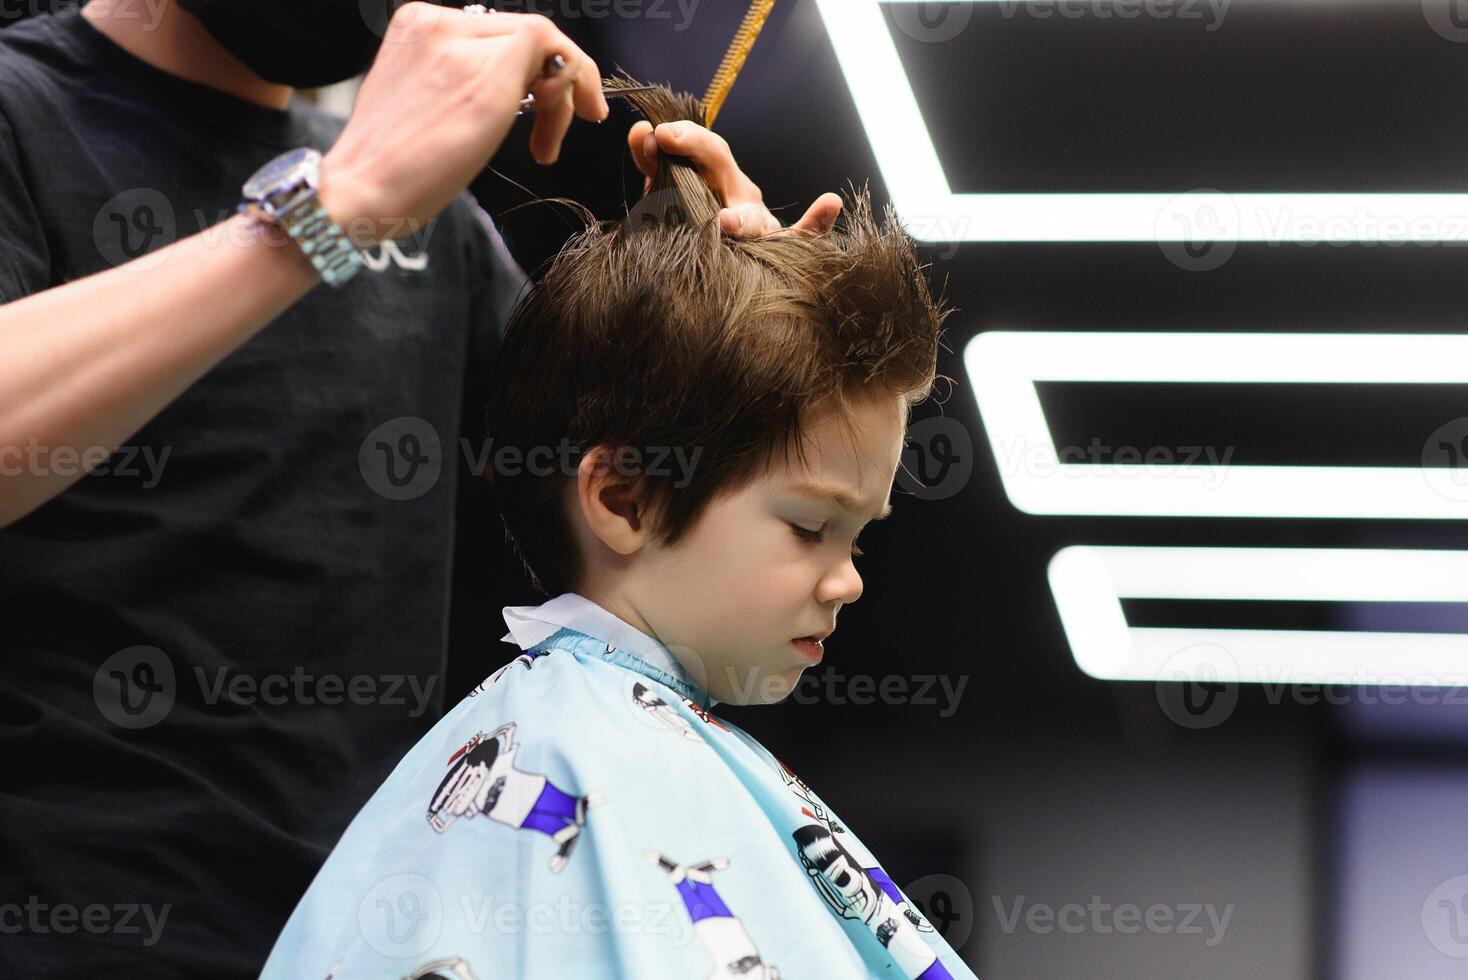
[500,593,718,707]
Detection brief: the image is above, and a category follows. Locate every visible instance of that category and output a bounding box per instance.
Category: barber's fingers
[526,67,581,164]
[626,120,843,238]
[718,202,781,237]
[451,9,608,163]
[628,121,753,200]
[783,193,843,237]
[509,14,607,118]
[628,121,658,192]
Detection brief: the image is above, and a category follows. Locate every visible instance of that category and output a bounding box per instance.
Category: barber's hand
[628,121,844,238]
[320,3,609,247]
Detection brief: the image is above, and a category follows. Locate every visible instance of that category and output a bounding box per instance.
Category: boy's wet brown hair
[483,79,950,596]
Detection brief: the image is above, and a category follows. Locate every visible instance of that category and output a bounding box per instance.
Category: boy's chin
[709,666,805,706]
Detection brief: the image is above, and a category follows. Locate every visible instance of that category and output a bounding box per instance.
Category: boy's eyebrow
[787,482,893,521]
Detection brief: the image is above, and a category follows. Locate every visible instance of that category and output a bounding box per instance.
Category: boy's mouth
[791,635,827,662]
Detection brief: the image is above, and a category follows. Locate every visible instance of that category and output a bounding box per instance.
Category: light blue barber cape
[262,593,977,980]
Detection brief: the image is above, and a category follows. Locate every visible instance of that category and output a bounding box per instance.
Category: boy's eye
[790,522,865,558]
[789,522,824,544]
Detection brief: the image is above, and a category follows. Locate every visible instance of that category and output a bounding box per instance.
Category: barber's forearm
[0,212,321,528]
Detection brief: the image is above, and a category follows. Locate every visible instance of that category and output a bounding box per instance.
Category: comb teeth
[702,0,779,128]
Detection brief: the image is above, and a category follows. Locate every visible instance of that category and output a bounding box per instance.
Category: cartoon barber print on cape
[322,959,476,980]
[427,723,605,873]
[630,681,706,742]
[775,759,948,979]
[793,825,952,980]
[466,653,536,697]
[646,852,780,980]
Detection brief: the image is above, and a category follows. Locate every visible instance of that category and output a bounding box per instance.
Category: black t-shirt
[0,12,527,976]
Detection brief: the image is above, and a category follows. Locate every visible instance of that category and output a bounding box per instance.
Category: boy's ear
[576,447,646,556]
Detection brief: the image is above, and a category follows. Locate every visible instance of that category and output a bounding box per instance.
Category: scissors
[459,7,659,114]
[518,81,660,116]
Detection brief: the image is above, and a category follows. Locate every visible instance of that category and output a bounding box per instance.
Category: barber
[0,0,841,973]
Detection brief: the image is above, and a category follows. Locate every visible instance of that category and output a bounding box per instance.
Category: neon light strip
[1049,546,1468,682]
[812,0,1468,242]
[965,331,1468,519]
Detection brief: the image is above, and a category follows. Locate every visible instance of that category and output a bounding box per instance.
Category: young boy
[262,84,972,980]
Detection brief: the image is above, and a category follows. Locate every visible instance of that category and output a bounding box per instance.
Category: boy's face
[628,393,907,705]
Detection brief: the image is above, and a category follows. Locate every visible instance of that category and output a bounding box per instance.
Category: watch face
[243,147,320,201]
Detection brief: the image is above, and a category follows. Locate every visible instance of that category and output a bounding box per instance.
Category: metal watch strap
[275,193,364,289]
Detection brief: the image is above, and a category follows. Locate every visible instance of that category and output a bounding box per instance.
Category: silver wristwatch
[240,147,365,288]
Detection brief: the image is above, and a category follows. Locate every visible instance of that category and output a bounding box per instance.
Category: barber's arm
[0,5,604,528]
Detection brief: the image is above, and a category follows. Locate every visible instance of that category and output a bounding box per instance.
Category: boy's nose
[817,559,863,606]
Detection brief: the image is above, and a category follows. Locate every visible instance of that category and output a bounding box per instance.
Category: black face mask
[175,0,403,88]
